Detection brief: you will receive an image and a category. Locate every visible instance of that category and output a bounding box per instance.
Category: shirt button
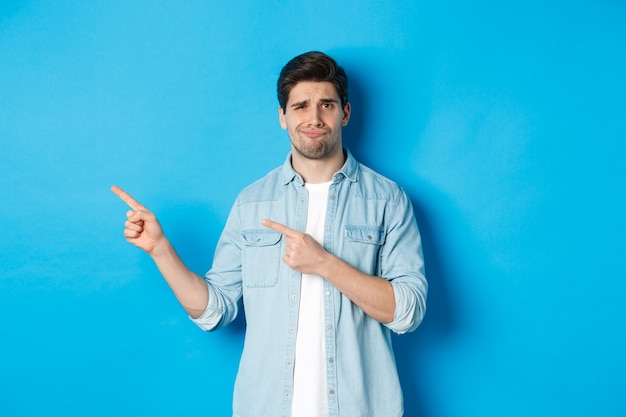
[330,195,336,200]
[329,389,335,395]
[328,357,334,363]
[325,291,331,297]
[291,294,297,300]
[326,324,333,329]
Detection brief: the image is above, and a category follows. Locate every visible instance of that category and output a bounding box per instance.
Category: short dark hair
[277,51,349,113]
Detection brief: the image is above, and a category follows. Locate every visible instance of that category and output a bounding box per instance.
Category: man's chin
[292,145,334,160]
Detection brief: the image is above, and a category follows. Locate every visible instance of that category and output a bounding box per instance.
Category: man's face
[279,81,351,161]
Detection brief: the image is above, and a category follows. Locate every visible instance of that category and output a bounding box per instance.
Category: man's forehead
[287,81,340,103]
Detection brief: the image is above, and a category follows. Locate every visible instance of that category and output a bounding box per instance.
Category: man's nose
[306,107,323,126]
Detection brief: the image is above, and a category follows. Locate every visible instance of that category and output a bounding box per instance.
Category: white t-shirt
[291,181,331,417]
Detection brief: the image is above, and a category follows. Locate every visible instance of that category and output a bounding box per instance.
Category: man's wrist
[149,237,174,259]
[318,251,342,280]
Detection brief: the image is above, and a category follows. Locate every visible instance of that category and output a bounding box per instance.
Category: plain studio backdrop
[1,1,625,416]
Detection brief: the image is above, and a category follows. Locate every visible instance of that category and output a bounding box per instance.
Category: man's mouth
[301,129,327,138]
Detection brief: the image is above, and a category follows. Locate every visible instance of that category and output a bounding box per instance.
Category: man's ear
[278,106,287,129]
[341,102,351,126]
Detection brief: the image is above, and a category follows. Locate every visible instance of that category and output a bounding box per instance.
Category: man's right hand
[111,185,165,254]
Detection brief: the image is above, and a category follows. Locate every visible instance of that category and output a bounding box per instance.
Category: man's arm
[262,219,395,324]
[111,186,209,318]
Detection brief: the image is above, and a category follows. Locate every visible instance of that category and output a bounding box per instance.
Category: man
[112,51,427,417]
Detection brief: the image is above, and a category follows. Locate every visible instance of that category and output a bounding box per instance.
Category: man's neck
[291,148,346,184]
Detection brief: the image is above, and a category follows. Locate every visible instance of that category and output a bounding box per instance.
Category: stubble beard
[290,131,341,161]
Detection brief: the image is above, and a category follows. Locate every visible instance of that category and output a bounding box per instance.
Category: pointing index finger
[262,219,296,236]
[110,185,146,211]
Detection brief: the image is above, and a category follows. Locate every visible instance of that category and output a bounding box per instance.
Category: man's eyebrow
[289,97,339,108]
[290,100,308,108]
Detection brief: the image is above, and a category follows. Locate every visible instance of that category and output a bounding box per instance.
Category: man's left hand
[262,219,328,276]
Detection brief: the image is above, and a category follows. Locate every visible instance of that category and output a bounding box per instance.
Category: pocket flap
[345,225,385,245]
[242,229,282,246]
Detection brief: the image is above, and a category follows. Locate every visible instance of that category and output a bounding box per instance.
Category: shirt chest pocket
[344,225,385,274]
[345,225,385,244]
[242,229,282,288]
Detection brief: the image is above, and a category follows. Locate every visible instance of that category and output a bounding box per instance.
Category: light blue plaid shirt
[192,149,427,417]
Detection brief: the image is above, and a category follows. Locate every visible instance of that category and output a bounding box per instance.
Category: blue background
[1,1,625,416]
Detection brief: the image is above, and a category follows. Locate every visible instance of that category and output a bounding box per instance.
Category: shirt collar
[280,148,359,186]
